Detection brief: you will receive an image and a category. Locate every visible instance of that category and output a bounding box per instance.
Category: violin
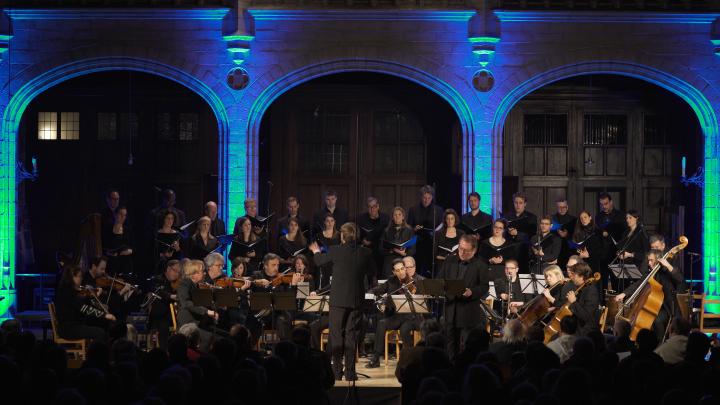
[214,277,255,289]
[95,275,138,293]
[76,285,110,313]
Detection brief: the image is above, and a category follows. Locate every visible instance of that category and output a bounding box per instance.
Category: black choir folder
[382,235,417,250]
[458,222,491,236]
[248,213,274,229]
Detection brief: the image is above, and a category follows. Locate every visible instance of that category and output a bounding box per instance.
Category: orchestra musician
[564,262,600,336]
[83,256,133,322]
[614,234,683,341]
[204,252,248,329]
[250,253,302,341]
[102,205,134,275]
[529,216,561,274]
[148,259,181,349]
[188,216,219,260]
[277,196,311,240]
[55,264,116,343]
[176,259,219,351]
[277,217,308,265]
[541,265,568,310]
[494,259,534,316]
[381,207,416,279]
[460,191,493,240]
[366,258,423,368]
[433,209,465,270]
[436,234,489,359]
[408,185,444,277]
[312,190,349,238]
[480,219,518,281]
[310,223,375,381]
[503,192,538,273]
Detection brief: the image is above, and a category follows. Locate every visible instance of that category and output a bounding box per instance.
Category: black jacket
[623,253,683,312]
[529,232,562,265]
[568,282,600,335]
[460,210,493,239]
[313,243,375,309]
[436,255,490,328]
[176,278,209,327]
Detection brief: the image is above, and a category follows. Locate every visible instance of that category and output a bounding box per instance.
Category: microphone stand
[265,181,273,266]
[430,182,438,280]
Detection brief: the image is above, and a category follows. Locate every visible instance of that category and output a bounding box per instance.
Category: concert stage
[328,359,401,404]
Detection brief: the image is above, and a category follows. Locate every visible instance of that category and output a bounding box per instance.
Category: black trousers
[329,306,362,378]
[58,322,108,343]
[310,315,330,351]
[373,314,417,356]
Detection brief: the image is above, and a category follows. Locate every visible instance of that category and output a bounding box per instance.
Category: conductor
[310,222,375,381]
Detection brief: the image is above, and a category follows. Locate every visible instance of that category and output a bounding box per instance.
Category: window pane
[97,113,117,141]
[584,114,627,145]
[38,112,57,140]
[157,113,172,140]
[523,114,567,145]
[373,145,396,173]
[644,114,670,145]
[398,144,424,173]
[60,112,80,140]
[374,112,398,143]
[323,143,348,175]
[119,113,139,140]
[398,113,423,141]
[179,113,199,141]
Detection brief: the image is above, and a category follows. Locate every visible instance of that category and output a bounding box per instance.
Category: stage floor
[335,358,401,388]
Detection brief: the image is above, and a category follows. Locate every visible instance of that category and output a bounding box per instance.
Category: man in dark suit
[436,234,489,359]
[310,222,375,381]
[565,261,599,336]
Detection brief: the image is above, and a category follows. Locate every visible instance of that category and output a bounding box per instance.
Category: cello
[543,272,601,343]
[516,279,566,329]
[616,236,688,341]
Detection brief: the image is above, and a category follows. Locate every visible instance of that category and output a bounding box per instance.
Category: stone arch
[488,60,719,296]
[232,58,478,223]
[0,57,230,317]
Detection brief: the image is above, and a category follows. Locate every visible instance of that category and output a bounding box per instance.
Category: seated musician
[278,217,308,265]
[176,259,219,351]
[565,261,600,335]
[83,256,133,320]
[148,259,181,349]
[494,259,534,317]
[55,264,116,343]
[188,216,219,260]
[529,216,561,274]
[366,258,421,368]
[251,253,303,341]
[614,235,683,341]
[541,265,567,311]
[204,252,248,330]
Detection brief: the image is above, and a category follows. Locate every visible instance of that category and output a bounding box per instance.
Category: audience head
[686,332,711,363]
[503,319,526,344]
[613,318,631,339]
[670,317,691,337]
[560,315,578,336]
[177,323,201,350]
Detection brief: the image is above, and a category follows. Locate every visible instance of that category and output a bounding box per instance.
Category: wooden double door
[262,80,461,222]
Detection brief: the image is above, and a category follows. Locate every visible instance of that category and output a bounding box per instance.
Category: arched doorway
[17,71,219,297]
[502,74,703,262]
[258,72,463,235]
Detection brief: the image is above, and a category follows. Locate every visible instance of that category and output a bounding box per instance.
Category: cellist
[614,234,683,341]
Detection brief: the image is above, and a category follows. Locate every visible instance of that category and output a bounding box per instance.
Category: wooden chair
[598,306,609,331]
[48,303,88,360]
[384,330,420,366]
[169,303,178,333]
[700,294,720,333]
[320,328,330,351]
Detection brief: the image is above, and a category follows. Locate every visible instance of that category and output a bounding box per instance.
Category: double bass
[616,236,688,341]
[543,272,601,343]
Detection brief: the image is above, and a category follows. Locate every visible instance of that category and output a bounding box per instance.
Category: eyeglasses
[505,266,518,270]
[404,265,416,268]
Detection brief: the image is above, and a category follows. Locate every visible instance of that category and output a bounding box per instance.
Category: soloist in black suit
[436,254,489,359]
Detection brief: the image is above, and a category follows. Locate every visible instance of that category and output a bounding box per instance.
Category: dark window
[523,114,567,145]
[583,114,627,145]
[298,107,350,174]
[373,111,424,174]
[644,114,671,145]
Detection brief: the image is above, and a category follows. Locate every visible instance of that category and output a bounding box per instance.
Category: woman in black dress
[433,209,465,272]
[188,216,219,260]
[572,210,604,276]
[229,216,266,274]
[480,219,518,281]
[278,217,308,265]
[102,206,134,275]
[314,213,341,288]
[156,210,182,272]
[54,265,116,342]
[381,207,416,279]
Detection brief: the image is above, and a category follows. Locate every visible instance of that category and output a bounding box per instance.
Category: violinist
[365,258,420,368]
[54,264,116,343]
[480,219,518,281]
[176,259,219,352]
[494,259,534,316]
[188,216,219,260]
[529,216,561,274]
[148,259,181,349]
[204,252,249,330]
[278,217,308,265]
[83,256,133,321]
[565,262,600,335]
[614,235,683,341]
[250,253,299,341]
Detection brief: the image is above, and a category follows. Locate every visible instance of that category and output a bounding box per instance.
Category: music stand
[295,282,311,299]
[303,296,331,313]
[486,281,497,300]
[519,274,546,295]
[191,289,214,308]
[392,295,431,314]
[214,289,241,307]
[609,264,641,291]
